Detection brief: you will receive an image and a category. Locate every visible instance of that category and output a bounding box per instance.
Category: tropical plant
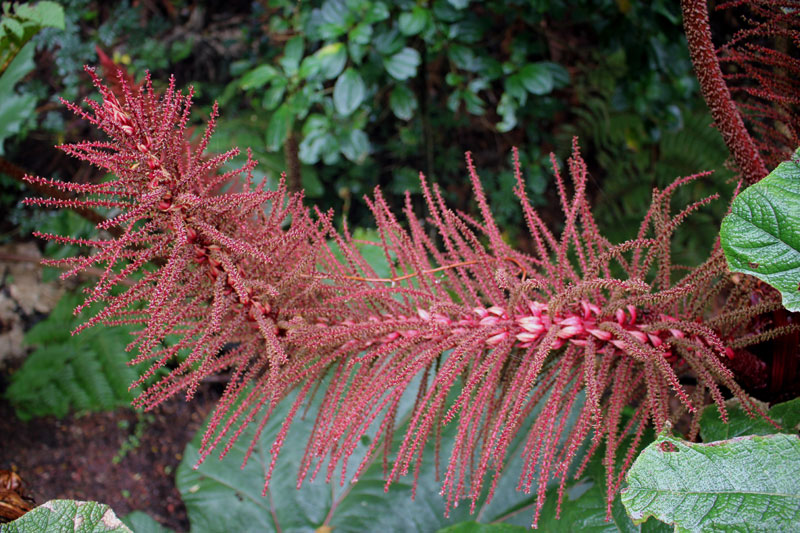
[14,0,800,529]
[22,63,788,527]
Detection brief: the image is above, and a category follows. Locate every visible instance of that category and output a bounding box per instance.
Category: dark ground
[0,243,225,531]
[0,374,220,532]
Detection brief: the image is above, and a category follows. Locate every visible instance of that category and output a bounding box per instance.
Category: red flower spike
[27,69,785,529]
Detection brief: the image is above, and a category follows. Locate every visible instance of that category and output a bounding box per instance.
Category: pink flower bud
[488,306,506,317]
[588,328,612,341]
[518,317,545,333]
[557,325,582,338]
[527,301,547,316]
[479,315,500,326]
[486,331,509,345]
[515,332,540,343]
[648,334,663,347]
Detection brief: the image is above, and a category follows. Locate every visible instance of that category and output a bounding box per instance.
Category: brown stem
[0,156,122,237]
[680,0,768,185]
[0,252,136,287]
[284,130,302,195]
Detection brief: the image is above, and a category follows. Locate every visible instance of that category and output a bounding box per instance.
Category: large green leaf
[0,500,130,533]
[177,382,595,532]
[389,84,417,120]
[314,42,347,80]
[265,103,293,151]
[621,433,800,532]
[518,63,554,95]
[720,148,800,312]
[0,40,35,154]
[333,68,366,116]
[238,64,279,90]
[699,397,800,442]
[383,47,421,80]
[176,387,470,532]
[398,6,430,36]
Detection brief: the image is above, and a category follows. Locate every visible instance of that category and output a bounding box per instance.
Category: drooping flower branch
[681,0,799,184]
[25,69,783,527]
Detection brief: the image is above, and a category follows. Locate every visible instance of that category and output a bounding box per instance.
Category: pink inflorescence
[26,68,783,529]
[343,301,715,363]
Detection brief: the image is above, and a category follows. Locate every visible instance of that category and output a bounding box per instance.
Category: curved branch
[680,0,768,185]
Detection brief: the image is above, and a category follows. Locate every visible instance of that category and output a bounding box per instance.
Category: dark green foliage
[700,398,800,442]
[0,1,64,75]
[589,107,735,266]
[176,386,591,532]
[4,290,145,420]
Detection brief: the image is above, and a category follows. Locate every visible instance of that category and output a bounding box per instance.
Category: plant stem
[680,0,768,185]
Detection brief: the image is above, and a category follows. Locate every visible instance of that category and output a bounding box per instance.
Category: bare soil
[0,384,220,532]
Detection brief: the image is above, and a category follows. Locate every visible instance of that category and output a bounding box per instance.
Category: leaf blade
[621,433,800,532]
[720,149,800,311]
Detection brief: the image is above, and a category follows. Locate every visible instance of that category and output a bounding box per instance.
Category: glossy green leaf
[720,148,800,312]
[298,54,322,79]
[518,63,554,95]
[13,2,65,29]
[364,2,390,23]
[384,47,421,80]
[265,104,293,151]
[0,500,130,533]
[621,433,800,532]
[279,35,304,75]
[699,397,800,442]
[348,22,373,45]
[389,84,417,120]
[339,128,369,163]
[541,61,570,88]
[176,382,585,531]
[461,89,485,115]
[0,40,35,94]
[398,6,430,36]
[374,28,405,56]
[503,74,527,105]
[333,68,366,116]
[448,44,478,71]
[238,64,279,90]
[261,79,287,111]
[495,93,517,133]
[315,42,348,79]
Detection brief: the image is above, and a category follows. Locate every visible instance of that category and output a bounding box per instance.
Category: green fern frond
[4,289,147,421]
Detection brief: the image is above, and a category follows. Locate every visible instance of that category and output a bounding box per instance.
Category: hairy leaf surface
[0,500,130,533]
[621,433,800,532]
[721,148,800,312]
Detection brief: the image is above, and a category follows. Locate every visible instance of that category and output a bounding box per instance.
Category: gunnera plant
[22,65,789,527]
